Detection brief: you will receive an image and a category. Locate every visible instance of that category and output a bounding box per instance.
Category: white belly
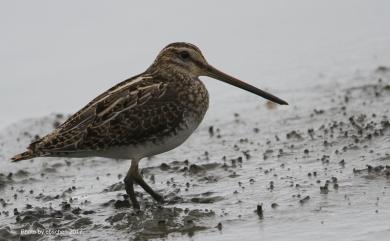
[97,119,200,160]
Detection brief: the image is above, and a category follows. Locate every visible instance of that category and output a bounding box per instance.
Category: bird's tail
[11,149,36,162]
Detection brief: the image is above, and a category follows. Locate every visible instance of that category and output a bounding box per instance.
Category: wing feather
[35,75,175,153]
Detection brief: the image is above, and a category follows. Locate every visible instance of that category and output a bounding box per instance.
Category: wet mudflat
[0,66,390,241]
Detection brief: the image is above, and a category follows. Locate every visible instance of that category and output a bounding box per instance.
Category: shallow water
[0,66,390,241]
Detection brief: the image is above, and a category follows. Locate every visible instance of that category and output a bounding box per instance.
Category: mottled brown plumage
[12,42,287,209]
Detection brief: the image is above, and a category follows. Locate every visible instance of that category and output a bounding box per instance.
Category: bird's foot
[151,192,165,204]
[131,200,140,210]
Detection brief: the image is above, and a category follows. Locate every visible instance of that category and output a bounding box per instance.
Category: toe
[154,194,165,203]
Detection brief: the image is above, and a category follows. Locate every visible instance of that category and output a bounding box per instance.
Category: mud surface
[1,67,390,240]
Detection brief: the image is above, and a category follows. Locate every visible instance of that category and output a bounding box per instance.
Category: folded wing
[30,74,183,155]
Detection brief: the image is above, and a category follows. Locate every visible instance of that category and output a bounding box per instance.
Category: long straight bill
[205,65,288,105]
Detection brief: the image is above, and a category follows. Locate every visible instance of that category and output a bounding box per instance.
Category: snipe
[12,42,288,209]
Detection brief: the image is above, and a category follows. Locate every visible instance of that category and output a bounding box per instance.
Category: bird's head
[149,42,288,105]
[150,42,208,78]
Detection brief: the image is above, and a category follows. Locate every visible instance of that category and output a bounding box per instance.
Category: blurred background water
[1,0,390,128]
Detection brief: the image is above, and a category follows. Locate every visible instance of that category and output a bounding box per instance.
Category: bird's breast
[176,78,209,122]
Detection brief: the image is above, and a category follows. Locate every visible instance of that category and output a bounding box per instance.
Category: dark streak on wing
[57,73,145,133]
[32,73,184,154]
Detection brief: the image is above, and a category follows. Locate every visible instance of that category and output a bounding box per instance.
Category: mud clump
[0,173,12,189]
[216,222,223,230]
[256,205,263,218]
[299,196,310,204]
[114,199,132,209]
[72,217,93,229]
[188,163,220,175]
[105,206,213,240]
[106,212,127,225]
[320,184,329,194]
[189,164,204,175]
[159,163,171,171]
[190,196,223,204]
[14,170,30,178]
[376,66,390,73]
[353,165,390,178]
[286,130,303,140]
[103,182,125,192]
[0,227,18,241]
[13,204,96,237]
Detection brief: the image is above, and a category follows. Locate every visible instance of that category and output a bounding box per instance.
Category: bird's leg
[124,160,140,209]
[131,159,165,203]
[133,173,164,203]
[124,159,164,208]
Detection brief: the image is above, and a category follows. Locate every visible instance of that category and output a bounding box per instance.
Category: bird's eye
[179,51,190,60]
